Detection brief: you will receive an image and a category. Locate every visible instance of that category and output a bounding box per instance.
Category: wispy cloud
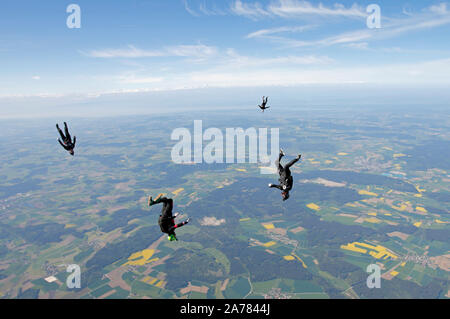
[83,44,218,59]
[183,0,200,17]
[230,0,270,19]
[429,3,448,15]
[118,76,164,84]
[267,0,366,18]
[246,25,315,39]
[231,0,366,19]
[184,0,227,16]
[184,0,365,20]
[245,2,450,49]
[224,48,334,67]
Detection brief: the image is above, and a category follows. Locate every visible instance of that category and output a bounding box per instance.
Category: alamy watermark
[367,4,381,29]
[66,264,81,289]
[171,120,279,174]
[66,4,81,29]
[65,3,379,30]
[366,264,381,288]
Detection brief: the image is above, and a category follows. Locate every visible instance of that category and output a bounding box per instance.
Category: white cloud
[183,0,200,16]
[118,76,164,84]
[267,0,366,18]
[224,49,334,67]
[231,0,270,19]
[429,3,448,15]
[199,2,226,15]
[175,57,450,88]
[84,45,163,58]
[31,75,41,80]
[4,57,450,102]
[246,3,450,49]
[184,0,227,16]
[344,42,369,50]
[246,25,315,39]
[231,0,366,19]
[166,44,218,58]
[83,44,218,59]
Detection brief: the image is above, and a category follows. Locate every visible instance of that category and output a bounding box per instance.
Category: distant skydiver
[56,122,76,156]
[258,96,270,112]
[148,194,190,241]
[269,149,301,201]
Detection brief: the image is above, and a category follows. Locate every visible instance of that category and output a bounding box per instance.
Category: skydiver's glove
[268,183,274,187]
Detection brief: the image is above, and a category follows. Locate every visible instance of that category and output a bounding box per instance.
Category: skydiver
[269,149,301,201]
[56,122,76,156]
[148,194,190,241]
[258,96,270,112]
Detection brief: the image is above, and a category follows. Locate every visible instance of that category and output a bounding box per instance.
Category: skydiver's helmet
[168,234,176,241]
[69,149,74,156]
[282,191,289,201]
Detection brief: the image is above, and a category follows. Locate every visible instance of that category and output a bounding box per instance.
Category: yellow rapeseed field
[262,223,275,229]
[262,241,276,247]
[283,255,295,261]
[306,203,320,211]
[172,188,184,196]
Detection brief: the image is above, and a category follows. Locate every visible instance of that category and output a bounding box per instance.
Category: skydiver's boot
[148,193,164,206]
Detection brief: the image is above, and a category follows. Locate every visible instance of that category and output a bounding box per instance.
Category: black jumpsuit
[157,197,188,239]
[270,152,300,192]
[57,122,76,152]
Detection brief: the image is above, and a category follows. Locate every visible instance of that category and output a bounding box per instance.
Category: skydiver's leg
[56,124,66,141]
[277,150,285,172]
[64,122,71,141]
[148,193,165,206]
[285,154,301,170]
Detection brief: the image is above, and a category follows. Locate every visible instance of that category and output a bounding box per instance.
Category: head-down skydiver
[269,149,301,201]
[56,122,76,156]
[258,96,270,112]
[148,194,190,241]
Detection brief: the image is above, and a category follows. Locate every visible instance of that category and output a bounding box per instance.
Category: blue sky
[1,0,450,117]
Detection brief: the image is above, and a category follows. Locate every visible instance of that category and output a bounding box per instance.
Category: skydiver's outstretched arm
[167,218,190,241]
[174,218,189,230]
[269,183,283,190]
[56,124,66,141]
[73,136,76,147]
[285,154,301,170]
[58,139,69,150]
